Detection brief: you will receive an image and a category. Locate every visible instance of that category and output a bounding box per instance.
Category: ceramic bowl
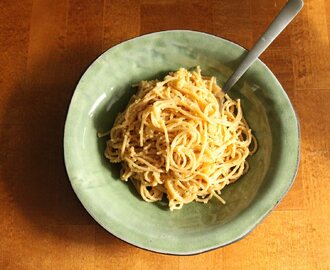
[64,30,300,255]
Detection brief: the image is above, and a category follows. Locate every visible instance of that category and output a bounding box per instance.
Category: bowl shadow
[0,42,134,252]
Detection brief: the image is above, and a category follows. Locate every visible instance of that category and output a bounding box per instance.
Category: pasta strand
[102,67,257,210]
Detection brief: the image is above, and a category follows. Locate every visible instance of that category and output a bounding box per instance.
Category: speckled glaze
[64,30,300,255]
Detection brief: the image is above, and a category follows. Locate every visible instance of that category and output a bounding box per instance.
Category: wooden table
[1,0,329,269]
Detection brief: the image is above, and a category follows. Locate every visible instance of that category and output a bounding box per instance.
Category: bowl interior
[64,31,299,254]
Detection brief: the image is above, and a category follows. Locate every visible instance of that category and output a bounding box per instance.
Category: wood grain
[1,0,329,269]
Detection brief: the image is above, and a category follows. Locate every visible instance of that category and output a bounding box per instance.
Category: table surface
[1,0,330,269]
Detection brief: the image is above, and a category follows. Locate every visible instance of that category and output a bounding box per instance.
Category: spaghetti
[100,67,257,210]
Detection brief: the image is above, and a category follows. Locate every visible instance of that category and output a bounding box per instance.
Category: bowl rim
[64,29,300,255]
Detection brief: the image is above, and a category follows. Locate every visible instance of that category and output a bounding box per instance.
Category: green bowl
[64,30,300,255]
